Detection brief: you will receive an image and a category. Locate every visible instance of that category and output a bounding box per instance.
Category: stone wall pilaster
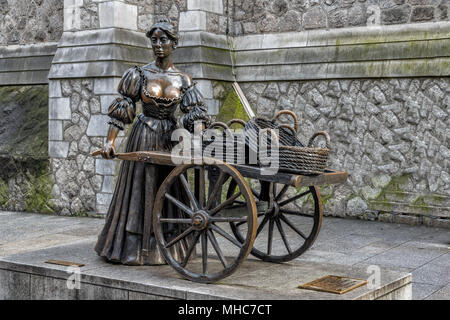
[48,0,150,216]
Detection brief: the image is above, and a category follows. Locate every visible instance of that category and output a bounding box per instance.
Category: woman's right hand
[101,141,116,159]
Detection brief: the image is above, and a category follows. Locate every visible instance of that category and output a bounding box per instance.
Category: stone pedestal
[48,0,149,216]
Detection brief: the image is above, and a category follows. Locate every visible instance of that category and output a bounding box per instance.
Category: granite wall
[0,0,63,45]
[0,85,52,213]
[233,0,450,35]
[211,77,450,227]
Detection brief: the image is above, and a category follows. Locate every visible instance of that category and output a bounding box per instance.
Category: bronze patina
[94,17,209,266]
[92,17,348,283]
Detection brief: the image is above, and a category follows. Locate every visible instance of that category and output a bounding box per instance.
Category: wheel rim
[153,163,257,283]
[229,180,322,263]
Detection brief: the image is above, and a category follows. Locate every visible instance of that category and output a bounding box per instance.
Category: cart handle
[226,119,246,128]
[308,131,331,149]
[272,110,299,134]
[279,124,297,138]
[259,128,280,149]
[206,121,235,137]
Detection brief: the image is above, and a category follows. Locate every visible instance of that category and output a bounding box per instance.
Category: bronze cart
[97,150,347,283]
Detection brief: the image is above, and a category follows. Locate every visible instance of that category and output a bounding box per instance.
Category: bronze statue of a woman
[95,18,209,265]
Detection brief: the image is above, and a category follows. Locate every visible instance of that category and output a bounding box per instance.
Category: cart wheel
[153,162,257,283]
[228,180,322,263]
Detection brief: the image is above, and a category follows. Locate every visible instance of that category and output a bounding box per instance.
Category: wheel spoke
[165,193,194,216]
[280,214,307,239]
[280,208,314,218]
[198,166,205,208]
[201,232,207,274]
[275,217,292,254]
[180,174,199,211]
[278,190,311,207]
[251,187,260,198]
[181,232,200,267]
[165,226,194,248]
[211,224,243,248]
[276,185,289,201]
[267,219,274,255]
[256,214,269,237]
[206,171,228,210]
[210,192,242,216]
[159,218,192,224]
[207,230,228,268]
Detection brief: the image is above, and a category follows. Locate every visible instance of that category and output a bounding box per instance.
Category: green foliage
[374,174,411,202]
[0,179,8,208]
[25,166,54,214]
[215,90,249,126]
[0,85,49,158]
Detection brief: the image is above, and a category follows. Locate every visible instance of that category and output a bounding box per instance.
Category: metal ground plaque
[299,275,368,294]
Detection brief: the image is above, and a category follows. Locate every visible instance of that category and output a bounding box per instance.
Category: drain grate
[299,275,368,294]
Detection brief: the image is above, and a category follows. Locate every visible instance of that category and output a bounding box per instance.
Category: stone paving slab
[0,240,411,300]
[426,284,450,300]
[0,211,448,299]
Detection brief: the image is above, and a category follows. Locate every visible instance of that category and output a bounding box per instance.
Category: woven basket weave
[244,110,303,154]
[259,129,330,175]
[201,121,246,164]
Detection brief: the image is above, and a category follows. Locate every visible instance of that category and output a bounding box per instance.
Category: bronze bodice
[138,66,186,120]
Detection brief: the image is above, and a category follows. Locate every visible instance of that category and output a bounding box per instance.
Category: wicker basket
[260,129,330,175]
[201,121,246,164]
[244,110,304,157]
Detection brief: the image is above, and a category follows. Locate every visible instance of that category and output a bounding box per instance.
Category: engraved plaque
[299,275,368,294]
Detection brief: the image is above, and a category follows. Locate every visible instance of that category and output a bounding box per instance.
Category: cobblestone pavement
[0,211,448,299]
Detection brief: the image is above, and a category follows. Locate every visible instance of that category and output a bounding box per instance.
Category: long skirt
[95,115,191,265]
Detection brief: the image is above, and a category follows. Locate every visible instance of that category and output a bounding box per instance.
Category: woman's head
[146,18,178,58]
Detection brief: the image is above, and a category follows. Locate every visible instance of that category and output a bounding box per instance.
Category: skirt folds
[95,115,191,265]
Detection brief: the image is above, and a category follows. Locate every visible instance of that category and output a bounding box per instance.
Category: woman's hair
[146,17,178,42]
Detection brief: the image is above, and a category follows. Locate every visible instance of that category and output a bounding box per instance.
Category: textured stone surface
[0,0,63,45]
[232,0,450,35]
[48,80,116,216]
[213,78,450,223]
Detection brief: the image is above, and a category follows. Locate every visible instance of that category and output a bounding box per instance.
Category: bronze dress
[94,65,207,265]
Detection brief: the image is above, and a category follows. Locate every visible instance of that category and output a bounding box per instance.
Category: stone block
[63,0,83,31]
[49,120,63,141]
[49,97,71,120]
[100,95,119,114]
[204,98,220,115]
[195,80,214,99]
[179,11,207,31]
[49,81,62,98]
[97,193,113,206]
[87,115,110,137]
[95,159,116,175]
[0,269,30,300]
[49,141,70,158]
[101,175,115,193]
[187,0,224,14]
[99,1,138,31]
[94,78,121,95]
[30,273,129,300]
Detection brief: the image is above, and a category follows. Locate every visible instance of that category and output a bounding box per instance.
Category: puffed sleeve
[179,83,211,132]
[107,67,141,129]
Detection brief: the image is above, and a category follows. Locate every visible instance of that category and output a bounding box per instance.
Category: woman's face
[150,28,175,59]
